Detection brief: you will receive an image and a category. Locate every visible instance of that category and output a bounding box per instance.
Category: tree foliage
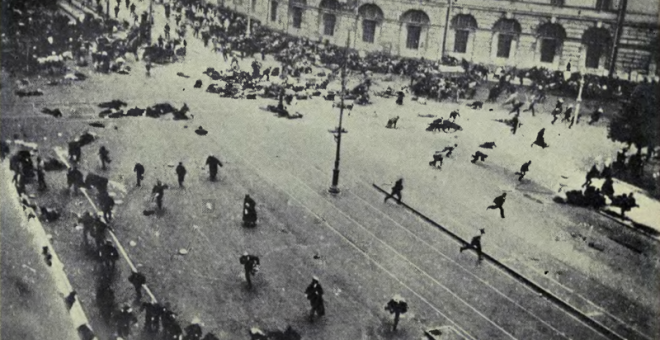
[608,84,660,151]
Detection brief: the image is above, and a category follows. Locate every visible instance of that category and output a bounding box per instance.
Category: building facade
[230,0,659,77]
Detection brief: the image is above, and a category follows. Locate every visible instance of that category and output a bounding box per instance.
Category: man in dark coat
[385,295,408,331]
[134,163,145,187]
[531,128,549,148]
[486,193,507,218]
[515,161,532,181]
[243,194,257,227]
[176,162,187,187]
[384,178,403,204]
[128,271,146,301]
[99,240,119,273]
[152,180,169,209]
[69,140,82,162]
[141,301,163,334]
[305,276,325,322]
[429,152,444,169]
[582,164,601,188]
[440,144,458,157]
[460,228,485,261]
[115,305,138,338]
[240,253,260,289]
[205,156,223,181]
[99,146,111,170]
[98,191,115,222]
[588,107,603,125]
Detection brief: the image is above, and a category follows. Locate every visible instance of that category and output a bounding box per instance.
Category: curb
[4,161,98,340]
[372,183,634,340]
[596,209,660,243]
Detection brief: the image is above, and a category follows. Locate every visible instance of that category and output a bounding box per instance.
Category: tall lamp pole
[440,0,454,57]
[572,47,585,128]
[329,33,351,194]
[247,0,252,37]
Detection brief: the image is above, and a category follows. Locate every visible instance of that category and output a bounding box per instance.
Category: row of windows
[266,2,609,68]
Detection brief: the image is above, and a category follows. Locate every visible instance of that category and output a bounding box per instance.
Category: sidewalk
[0,163,89,340]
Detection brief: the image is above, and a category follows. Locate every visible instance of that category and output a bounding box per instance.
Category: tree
[608,84,659,155]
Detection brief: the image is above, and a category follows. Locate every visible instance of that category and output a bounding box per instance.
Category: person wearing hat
[385,295,408,331]
[460,229,485,261]
[176,162,187,188]
[486,193,507,218]
[240,252,260,289]
[305,276,325,322]
[561,104,574,125]
[588,107,603,125]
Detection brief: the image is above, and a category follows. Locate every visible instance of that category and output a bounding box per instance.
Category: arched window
[290,0,306,29]
[451,14,477,54]
[537,22,566,63]
[358,4,384,44]
[582,27,611,69]
[400,10,430,50]
[493,18,521,58]
[319,0,338,36]
[270,0,278,22]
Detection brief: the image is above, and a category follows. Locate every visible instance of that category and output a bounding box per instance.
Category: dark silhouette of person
[205,156,223,181]
[385,295,408,331]
[509,100,524,115]
[460,228,485,261]
[531,128,549,148]
[551,99,563,125]
[176,162,187,187]
[386,116,399,129]
[471,151,488,163]
[99,146,111,170]
[582,164,601,187]
[479,142,497,149]
[134,163,145,187]
[128,271,146,301]
[515,161,532,181]
[305,277,325,322]
[486,193,506,218]
[449,110,460,121]
[243,194,257,227]
[510,114,521,135]
[384,178,404,204]
[588,107,603,125]
[152,180,169,209]
[601,177,615,199]
[240,253,260,289]
[561,105,574,124]
[429,153,443,168]
[440,144,458,157]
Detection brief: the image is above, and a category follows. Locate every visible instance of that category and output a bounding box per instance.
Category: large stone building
[228,0,659,77]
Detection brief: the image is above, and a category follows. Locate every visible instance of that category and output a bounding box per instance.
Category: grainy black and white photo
[1,0,658,339]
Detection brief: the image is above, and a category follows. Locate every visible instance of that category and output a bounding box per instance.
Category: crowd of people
[3,0,656,337]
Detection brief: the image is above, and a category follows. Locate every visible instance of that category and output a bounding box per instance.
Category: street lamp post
[572,48,585,128]
[440,0,454,58]
[329,33,351,194]
[246,0,251,37]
